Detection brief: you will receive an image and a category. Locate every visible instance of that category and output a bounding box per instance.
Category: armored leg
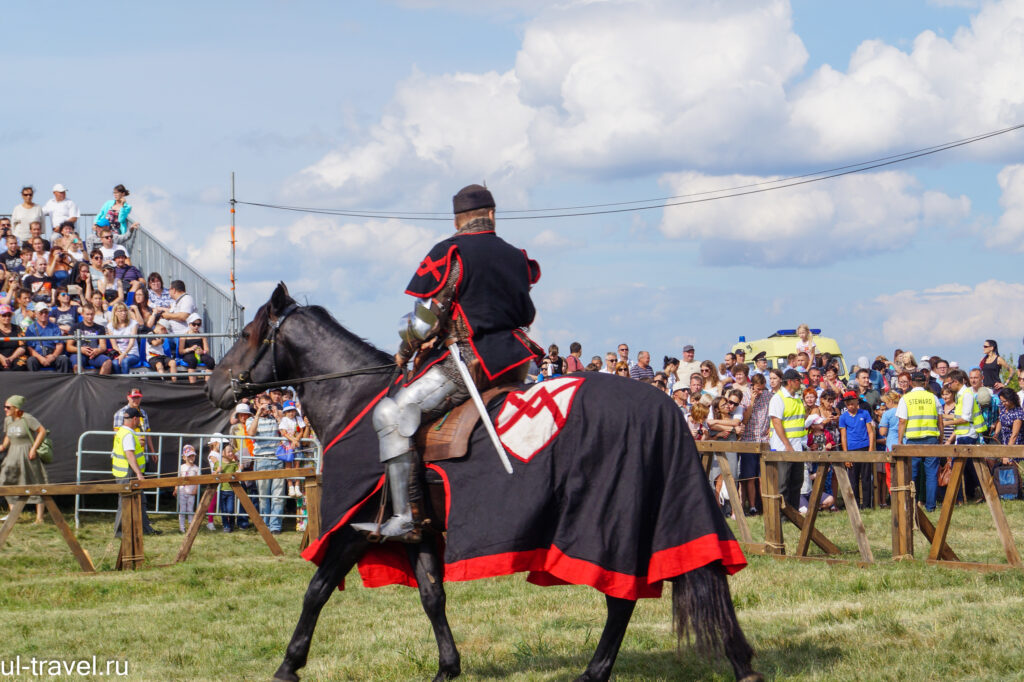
[353,366,464,541]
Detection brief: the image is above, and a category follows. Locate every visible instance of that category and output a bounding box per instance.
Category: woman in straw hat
[0,395,49,523]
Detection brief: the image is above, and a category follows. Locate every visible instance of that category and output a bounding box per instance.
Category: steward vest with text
[905,390,940,439]
[111,426,146,479]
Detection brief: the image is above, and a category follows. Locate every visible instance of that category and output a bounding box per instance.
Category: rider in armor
[352,184,541,541]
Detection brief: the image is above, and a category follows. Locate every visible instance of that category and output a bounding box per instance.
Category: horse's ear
[270,282,292,316]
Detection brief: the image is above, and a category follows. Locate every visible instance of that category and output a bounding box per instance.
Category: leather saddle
[416,385,516,532]
[414,385,516,463]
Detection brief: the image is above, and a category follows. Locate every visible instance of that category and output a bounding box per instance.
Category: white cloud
[989,164,1024,249]
[185,216,445,313]
[129,186,178,243]
[292,0,1023,266]
[875,279,1024,346]
[789,1,1024,160]
[531,229,572,248]
[657,170,970,265]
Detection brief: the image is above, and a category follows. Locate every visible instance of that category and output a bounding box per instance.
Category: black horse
[207,284,762,682]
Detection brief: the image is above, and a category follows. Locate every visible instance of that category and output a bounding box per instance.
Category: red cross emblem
[495,377,584,463]
[416,255,446,282]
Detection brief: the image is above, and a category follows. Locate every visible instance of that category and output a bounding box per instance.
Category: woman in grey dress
[0,395,48,523]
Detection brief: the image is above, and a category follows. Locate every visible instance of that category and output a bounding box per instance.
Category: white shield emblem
[495,376,584,462]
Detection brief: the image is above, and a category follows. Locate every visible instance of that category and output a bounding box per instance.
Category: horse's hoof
[432,667,461,682]
[272,666,299,682]
[738,673,764,682]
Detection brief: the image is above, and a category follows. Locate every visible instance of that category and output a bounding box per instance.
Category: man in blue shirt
[25,302,70,372]
[839,390,876,509]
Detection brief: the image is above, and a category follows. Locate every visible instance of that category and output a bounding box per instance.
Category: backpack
[993,464,1021,500]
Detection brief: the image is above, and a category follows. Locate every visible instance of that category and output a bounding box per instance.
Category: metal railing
[74,430,322,528]
[7,330,232,379]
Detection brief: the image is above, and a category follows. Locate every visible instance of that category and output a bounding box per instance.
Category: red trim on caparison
[301,474,385,566]
[425,463,452,524]
[321,378,400,455]
[648,534,747,580]
[404,349,451,386]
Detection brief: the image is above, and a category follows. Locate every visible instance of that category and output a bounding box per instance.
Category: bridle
[229,303,399,402]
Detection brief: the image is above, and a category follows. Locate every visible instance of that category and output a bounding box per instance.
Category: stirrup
[352,514,422,543]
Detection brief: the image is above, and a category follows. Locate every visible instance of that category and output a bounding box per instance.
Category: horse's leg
[406,542,461,682]
[575,595,636,682]
[672,562,762,682]
[274,529,368,682]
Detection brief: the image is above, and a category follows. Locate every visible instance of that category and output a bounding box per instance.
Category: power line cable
[235,122,1023,221]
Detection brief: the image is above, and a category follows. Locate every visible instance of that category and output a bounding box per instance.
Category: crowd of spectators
[0,183,215,380]
[532,332,1024,519]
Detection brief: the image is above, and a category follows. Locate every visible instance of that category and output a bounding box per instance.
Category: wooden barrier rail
[0,468,320,573]
[696,441,1024,572]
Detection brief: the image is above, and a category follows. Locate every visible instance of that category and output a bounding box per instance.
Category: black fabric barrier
[0,373,231,483]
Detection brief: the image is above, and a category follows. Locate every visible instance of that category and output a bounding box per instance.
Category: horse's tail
[671,561,761,681]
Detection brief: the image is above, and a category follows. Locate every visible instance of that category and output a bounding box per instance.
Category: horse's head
[207,282,298,409]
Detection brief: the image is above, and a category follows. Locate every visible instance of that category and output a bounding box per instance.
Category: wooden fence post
[760,451,784,555]
[890,452,914,559]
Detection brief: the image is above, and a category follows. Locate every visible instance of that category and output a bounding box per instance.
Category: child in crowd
[206,435,225,530]
[174,445,200,532]
[278,400,305,498]
[146,323,175,379]
[802,415,837,512]
[216,444,239,533]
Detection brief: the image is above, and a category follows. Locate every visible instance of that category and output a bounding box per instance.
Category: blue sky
[4,0,1024,370]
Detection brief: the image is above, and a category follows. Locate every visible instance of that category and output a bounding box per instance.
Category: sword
[446,339,514,474]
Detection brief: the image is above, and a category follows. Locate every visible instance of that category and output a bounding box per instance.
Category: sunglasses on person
[728,399,741,406]
[22,192,32,197]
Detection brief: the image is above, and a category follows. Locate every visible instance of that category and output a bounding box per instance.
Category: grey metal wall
[128,227,244,358]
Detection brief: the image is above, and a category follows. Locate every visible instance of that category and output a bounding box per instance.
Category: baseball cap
[102,261,115,270]
[734,348,746,356]
[186,312,202,324]
[672,384,687,394]
[182,444,196,457]
[282,400,297,412]
[208,433,227,445]
[782,369,802,382]
[682,344,695,352]
[128,389,143,398]
[910,371,927,383]
[123,407,141,419]
[0,304,11,315]
[842,390,859,401]
[805,414,824,428]
[52,183,67,193]
[33,302,49,312]
[234,403,252,415]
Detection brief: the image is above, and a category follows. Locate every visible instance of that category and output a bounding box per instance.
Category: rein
[229,303,400,400]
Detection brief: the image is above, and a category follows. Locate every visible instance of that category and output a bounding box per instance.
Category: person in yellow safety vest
[896,371,944,511]
[112,407,159,537]
[946,369,985,443]
[769,369,806,509]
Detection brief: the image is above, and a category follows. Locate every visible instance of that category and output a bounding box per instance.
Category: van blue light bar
[775,329,822,336]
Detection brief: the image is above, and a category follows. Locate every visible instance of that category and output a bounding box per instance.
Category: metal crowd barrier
[9,330,232,379]
[74,430,322,529]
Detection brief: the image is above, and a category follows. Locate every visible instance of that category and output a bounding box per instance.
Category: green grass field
[4,502,1024,681]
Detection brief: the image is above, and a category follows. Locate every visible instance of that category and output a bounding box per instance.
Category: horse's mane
[249,299,393,365]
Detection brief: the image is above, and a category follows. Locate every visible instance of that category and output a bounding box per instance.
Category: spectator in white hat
[42,184,79,233]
